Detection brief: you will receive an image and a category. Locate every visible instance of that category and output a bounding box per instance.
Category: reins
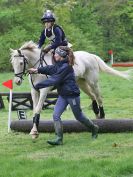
[39,50,48,68]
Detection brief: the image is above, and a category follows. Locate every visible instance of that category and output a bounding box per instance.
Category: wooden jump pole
[10,119,133,133]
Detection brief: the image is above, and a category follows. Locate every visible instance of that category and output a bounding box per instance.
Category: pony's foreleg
[34,87,51,114]
[30,87,51,139]
[77,79,99,118]
[30,88,40,138]
[31,88,40,112]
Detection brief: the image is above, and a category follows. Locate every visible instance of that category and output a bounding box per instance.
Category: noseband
[14,50,28,80]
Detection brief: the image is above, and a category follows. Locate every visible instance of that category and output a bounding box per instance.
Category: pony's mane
[10,41,38,63]
[20,41,38,50]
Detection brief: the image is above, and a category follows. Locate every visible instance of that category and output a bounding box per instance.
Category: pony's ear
[10,48,14,53]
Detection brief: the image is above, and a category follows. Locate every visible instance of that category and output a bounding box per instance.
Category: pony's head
[10,41,38,85]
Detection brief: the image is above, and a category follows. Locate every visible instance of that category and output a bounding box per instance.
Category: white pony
[10,41,132,138]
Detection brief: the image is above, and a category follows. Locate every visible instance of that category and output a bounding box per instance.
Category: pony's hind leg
[85,74,105,119]
[77,79,99,118]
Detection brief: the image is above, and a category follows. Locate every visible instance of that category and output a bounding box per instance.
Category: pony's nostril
[17,80,21,85]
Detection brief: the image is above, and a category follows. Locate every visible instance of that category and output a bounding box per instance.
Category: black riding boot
[47,120,63,145]
[79,118,99,139]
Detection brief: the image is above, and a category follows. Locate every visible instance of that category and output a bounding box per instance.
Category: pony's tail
[95,55,133,80]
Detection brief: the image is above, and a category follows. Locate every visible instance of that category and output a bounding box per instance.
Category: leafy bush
[0,0,132,71]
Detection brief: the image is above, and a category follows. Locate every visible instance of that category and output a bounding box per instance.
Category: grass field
[0,70,133,177]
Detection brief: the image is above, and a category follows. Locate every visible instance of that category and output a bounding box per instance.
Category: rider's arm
[35,64,70,89]
[38,30,46,48]
[28,65,56,75]
[38,65,57,75]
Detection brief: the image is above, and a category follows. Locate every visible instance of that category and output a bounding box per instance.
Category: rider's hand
[43,46,51,53]
[28,68,38,74]
[40,46,51,59]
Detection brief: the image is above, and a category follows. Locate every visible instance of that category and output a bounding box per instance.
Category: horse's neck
[24,49,52,68]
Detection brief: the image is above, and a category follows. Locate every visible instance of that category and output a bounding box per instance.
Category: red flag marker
[108,50,113,55]
[2,80,13,89]
[108,50,114,65]
[2,79,13,132]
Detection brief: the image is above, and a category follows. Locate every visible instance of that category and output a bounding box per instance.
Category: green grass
[0,70,133,177]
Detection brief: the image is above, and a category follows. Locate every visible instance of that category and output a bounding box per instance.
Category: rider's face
[54,53,63,62]
[44,22,53,29]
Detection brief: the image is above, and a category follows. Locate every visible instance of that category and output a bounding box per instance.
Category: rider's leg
[47,96,68,145]
[68,96,99,139]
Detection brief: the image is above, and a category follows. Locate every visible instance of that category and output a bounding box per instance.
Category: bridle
[14,49,48,81]
[14,49,29,80]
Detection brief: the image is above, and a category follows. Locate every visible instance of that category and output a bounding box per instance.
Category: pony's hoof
[96,113,105,119]
[31,134,39,139]
[29,130,39,139]
[95,114,100,119]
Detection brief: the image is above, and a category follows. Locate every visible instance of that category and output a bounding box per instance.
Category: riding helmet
[41,10,55,22]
